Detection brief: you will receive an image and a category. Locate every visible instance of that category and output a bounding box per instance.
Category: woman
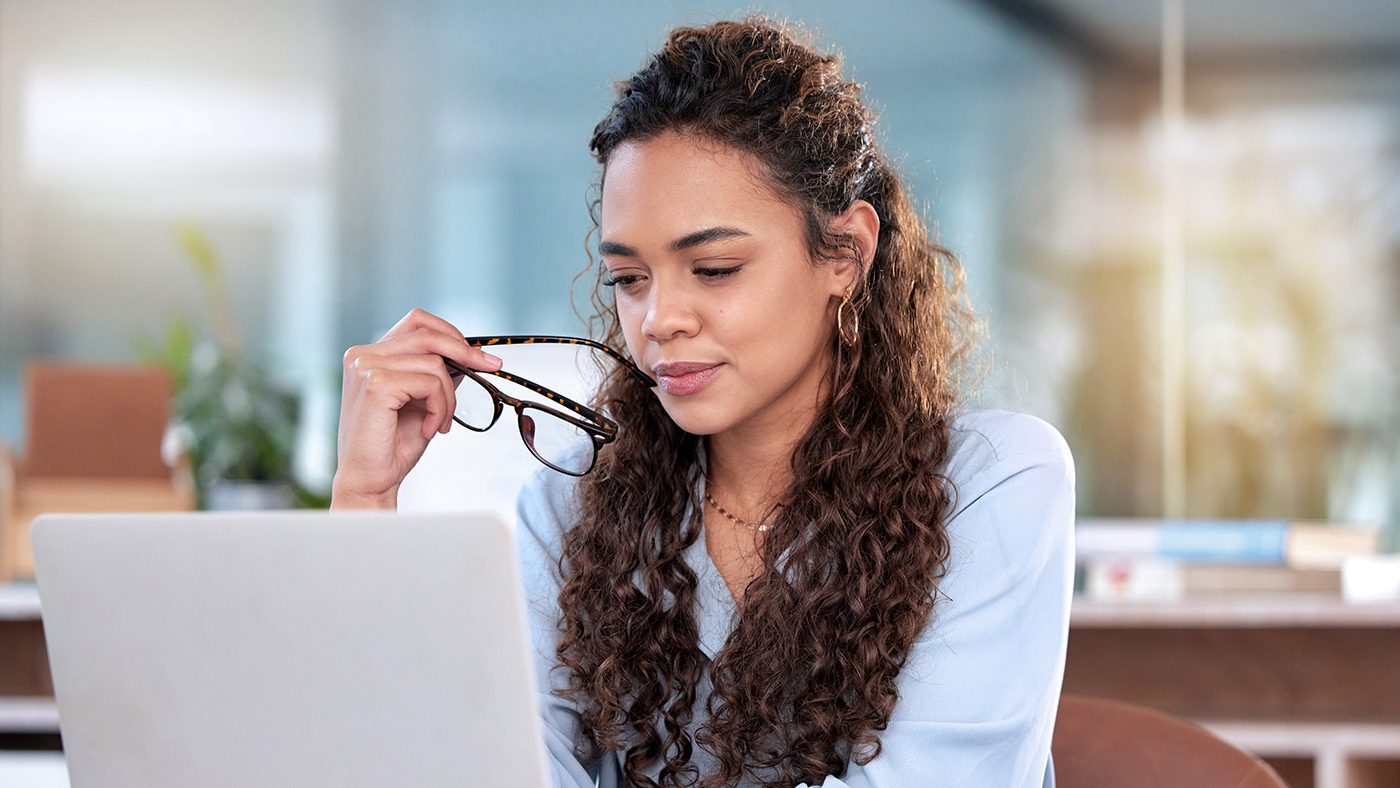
[333,16,1074,788]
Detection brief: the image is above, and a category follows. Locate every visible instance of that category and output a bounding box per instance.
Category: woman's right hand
[330,308,503,509]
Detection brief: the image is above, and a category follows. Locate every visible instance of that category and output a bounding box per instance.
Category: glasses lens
[452,372,498,431]
[517,406,595,475]
[462,341,608,405]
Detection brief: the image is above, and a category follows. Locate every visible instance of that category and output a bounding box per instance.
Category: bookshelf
[1068,594,1400,788]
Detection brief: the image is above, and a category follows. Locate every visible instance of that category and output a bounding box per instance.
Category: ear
[824,199,880,297]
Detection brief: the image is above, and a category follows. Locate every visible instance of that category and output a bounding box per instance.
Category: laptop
[29,510,551,788]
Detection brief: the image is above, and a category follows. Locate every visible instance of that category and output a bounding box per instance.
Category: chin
[654,395,737,436]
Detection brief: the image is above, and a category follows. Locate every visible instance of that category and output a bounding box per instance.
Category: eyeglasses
[442,335,656,476]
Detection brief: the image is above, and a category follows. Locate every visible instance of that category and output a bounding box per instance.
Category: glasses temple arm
[463,335,657,387]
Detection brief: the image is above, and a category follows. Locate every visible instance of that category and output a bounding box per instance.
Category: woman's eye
[695,266,741,279]
[602,273,643,288]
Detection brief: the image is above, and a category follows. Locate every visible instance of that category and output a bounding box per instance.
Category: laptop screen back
[30,510,549,788]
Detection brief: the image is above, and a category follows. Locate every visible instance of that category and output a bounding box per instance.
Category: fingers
[345,354,456,437]
[379,307,461,342]
[340,307,504,447]
[359,318,503,374]
[390,371,450,441]
[375,309,502,369]
[344,329,501,389]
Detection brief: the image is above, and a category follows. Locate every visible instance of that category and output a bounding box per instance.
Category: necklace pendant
[703,488,773,533]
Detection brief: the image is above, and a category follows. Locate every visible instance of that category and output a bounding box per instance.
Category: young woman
[333,17,1074,788]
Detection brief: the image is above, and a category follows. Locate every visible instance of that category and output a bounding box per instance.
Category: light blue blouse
[513,409,1076,787]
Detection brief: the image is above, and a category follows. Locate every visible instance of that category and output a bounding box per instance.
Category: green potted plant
[138,224,300,510]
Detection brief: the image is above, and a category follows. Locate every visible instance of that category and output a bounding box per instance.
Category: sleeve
[514,465,611,788]
[797,420,1076,788]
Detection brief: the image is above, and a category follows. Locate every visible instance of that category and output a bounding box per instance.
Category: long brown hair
[556,16,981,787]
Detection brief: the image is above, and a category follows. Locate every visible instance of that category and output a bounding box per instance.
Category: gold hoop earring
[836,293,859,347]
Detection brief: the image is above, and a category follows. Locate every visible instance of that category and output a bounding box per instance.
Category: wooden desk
[0,583,58,747]
[1068,594,1400,788]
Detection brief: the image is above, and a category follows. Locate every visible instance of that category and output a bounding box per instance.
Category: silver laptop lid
[30,511,549,788]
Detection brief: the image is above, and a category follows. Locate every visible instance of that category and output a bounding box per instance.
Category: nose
[640,277,700,343]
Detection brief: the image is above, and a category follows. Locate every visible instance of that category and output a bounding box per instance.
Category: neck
[706,429,797,521]
[705,353,833,520]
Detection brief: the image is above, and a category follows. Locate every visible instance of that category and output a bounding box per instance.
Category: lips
[654,362,721,396]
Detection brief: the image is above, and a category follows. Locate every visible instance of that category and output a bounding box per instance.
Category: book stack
[1075,518,1384,602]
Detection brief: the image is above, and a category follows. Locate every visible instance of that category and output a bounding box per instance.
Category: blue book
[1158,519,1290,564]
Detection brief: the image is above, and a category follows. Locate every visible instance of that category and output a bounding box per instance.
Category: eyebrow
[598,226,751,258]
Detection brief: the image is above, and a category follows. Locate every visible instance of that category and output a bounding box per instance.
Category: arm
[799,422,1076,787]
[514,464,609,788]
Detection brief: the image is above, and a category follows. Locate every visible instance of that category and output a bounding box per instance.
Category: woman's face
[599,131,856,437]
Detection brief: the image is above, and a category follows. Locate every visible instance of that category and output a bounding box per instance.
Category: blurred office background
[1,0,1399,783]
[3,0,1398,531]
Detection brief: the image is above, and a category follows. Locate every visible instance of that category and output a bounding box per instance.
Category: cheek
[742,274,828,341]
[615,300,646,352]
[725,286,821,378]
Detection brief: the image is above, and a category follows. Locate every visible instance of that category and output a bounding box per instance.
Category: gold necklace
[703,481,774,533]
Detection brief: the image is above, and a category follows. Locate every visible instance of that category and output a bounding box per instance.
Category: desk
[4,583,1399,786]
[1067,594,1400,788]
[0,583,56,744]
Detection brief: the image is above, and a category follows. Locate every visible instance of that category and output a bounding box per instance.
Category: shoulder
[930,410,1077,628]
[945,408,1073,478]
[936,410,1076,571]
[942,408,1074,502]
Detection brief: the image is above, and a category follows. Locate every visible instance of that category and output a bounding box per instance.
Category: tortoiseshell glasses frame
[441,335,656,476]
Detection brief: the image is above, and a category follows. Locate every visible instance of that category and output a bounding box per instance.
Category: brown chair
[1052,694,1287,788]
[0,362,196,580]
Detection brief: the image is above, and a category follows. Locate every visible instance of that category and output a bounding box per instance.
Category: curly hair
[554,15,982,787]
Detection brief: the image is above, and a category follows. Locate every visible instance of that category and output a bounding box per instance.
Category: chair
[1052,694,1287,788]
[0,362,196,580]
